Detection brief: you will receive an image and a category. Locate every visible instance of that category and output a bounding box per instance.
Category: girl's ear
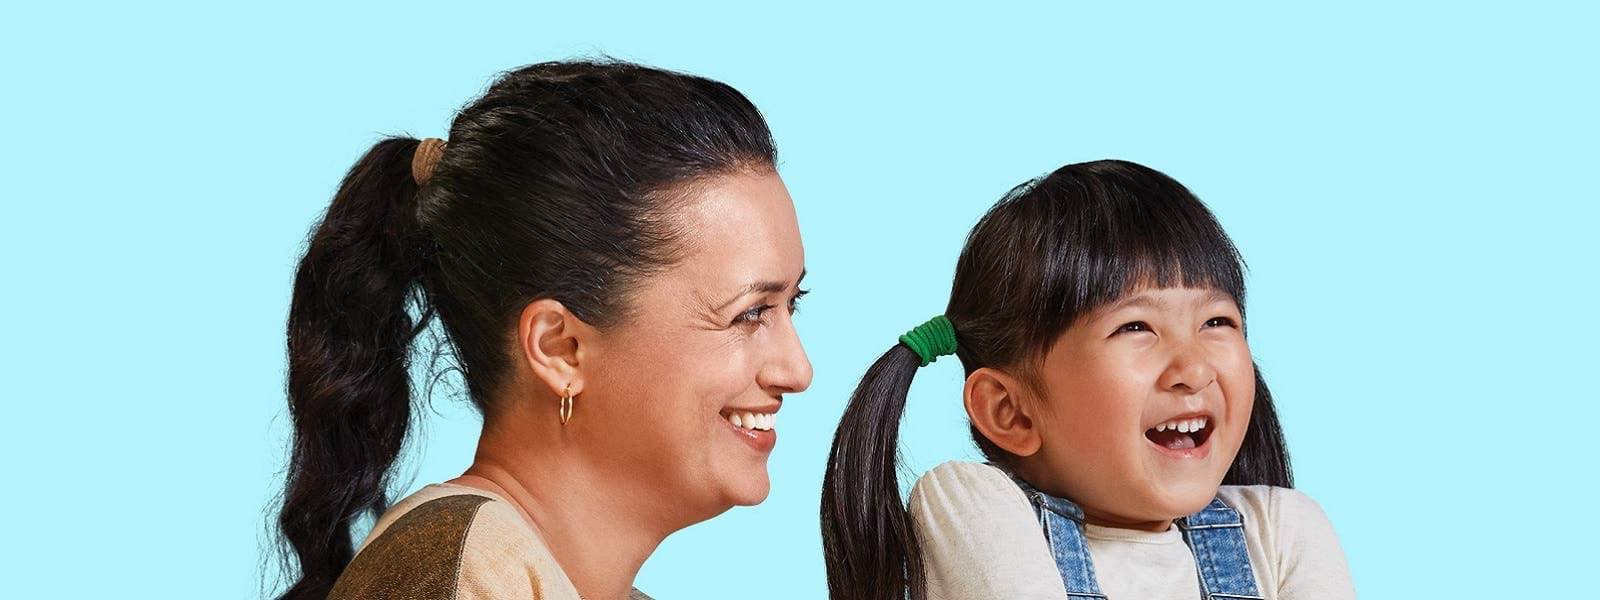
[964,367,1042,457]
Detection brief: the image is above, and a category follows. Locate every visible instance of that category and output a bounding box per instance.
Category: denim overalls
[1008,473,1264,599]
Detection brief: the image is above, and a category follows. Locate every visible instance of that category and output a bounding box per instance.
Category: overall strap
[1007,473,1108,599]
[1176,498,1264,600]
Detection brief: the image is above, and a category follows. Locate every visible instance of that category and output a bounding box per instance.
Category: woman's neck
[453,439,669,600]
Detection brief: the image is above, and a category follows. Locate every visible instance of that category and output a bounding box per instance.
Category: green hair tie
[899,315,958,367]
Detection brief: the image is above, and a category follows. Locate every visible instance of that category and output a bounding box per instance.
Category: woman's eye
[1115,321,1152,335]
[1203,316,1238,329]
[733,305,774,327]
[787,289,810,314]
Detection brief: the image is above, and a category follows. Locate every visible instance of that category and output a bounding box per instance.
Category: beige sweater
[908,461,1355,600]
[328,483,650,600]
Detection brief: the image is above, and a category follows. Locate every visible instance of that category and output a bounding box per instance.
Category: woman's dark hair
[820,160,1292,600]
[276,59,776,600]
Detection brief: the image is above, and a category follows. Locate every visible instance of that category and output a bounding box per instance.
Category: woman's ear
[516,298,596,397]
[964,367,1042,457]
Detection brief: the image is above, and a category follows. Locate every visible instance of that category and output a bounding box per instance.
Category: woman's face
[1025,285,1254,528]
[580,170,812,520]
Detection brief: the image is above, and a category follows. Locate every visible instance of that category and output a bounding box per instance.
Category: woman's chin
[721,471,772,507]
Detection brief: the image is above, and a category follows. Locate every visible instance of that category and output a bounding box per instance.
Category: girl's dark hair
[820,160,1292,600]
[276,60,776,600]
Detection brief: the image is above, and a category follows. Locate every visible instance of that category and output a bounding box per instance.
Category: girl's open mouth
[1144,415,1214,452]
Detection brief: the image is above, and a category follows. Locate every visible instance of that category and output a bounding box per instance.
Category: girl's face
[579,171,812,522]
[1026,285,1254,529]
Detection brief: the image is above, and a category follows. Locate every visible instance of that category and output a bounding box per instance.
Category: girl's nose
[1158,342,1217,394]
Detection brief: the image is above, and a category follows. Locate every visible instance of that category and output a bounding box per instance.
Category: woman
[277,60,812,600]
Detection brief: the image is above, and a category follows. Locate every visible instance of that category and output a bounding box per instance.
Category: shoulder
[909,460,1030,516]
[908,462,1070,600]
[331,487,571,600]
[907,461,1037,548]
[329,493,501,599]
[1216,485,1335,533]
[1216,486,1355,599]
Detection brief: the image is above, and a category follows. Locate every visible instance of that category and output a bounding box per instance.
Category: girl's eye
[1203,316,1238,329]
[1114,321,1152,335]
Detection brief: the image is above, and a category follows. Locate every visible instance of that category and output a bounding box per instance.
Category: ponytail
[277,137,431,600]
[822,322,951,600]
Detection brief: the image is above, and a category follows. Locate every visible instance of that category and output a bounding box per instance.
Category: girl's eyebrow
[1198,288,1236,307]
[1102,293,1165,314]
[1101,289,1235,315]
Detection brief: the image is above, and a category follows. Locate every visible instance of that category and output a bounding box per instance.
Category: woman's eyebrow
[710,269,807,313]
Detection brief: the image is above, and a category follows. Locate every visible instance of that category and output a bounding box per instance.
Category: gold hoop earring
[560,384,574,425]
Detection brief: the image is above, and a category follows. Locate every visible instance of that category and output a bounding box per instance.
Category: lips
[721,406,779,453]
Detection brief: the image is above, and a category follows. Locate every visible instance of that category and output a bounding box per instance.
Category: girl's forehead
[1093,285,1240,314]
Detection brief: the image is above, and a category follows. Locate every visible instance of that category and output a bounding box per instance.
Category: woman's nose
[759,317,813,394]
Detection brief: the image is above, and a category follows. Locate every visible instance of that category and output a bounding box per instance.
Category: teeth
[726,411,777,431]
[1153,417,1210,433]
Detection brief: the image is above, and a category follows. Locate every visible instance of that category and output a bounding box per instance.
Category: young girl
[821,160,1354,599]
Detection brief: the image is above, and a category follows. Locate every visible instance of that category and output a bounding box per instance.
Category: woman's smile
[720,405,780,453]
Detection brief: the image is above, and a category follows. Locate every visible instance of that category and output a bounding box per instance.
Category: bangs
[1007,162,1248,353]
[1071,178,1247,314]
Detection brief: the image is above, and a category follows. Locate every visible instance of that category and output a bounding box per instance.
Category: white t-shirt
[908,461,1356,600]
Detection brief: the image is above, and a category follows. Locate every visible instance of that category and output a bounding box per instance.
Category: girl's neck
[1080,508,1174,533]
[453,439,671,600]
[1011,461,1178,533]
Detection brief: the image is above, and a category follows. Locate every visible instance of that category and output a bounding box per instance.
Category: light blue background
[3,1,1595,597]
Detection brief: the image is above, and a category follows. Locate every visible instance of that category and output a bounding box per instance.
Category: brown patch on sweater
[328,494,491,599]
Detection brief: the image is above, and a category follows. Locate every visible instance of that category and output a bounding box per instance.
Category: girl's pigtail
[821,344,930,600]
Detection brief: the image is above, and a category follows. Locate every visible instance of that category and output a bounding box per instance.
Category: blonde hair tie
[411,138,447,185]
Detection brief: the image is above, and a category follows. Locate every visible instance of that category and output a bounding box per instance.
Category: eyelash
[1115,321,1152,335]
[1113,316,1238,336]
[732,289,809,328]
